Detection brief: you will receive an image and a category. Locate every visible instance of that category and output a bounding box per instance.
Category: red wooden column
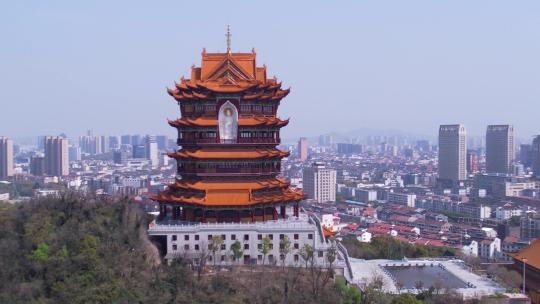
[251,209,255,222]
[158,203,164,220]
[293,203,299,217]
[273,207,278,220]
[181,207,187,221]
[172,206,178,220]
[280,205,286,219]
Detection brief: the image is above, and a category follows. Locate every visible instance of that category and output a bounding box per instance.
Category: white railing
[149,217,316,233]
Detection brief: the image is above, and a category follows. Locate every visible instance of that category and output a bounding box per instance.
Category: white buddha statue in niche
[218,101,238,142]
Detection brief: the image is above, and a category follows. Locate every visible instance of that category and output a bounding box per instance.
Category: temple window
[184,235,189,241]
[172,235,177,241]
[294,234,299,240]
[244,234,249,241]
[308,234,313,240]
[240,104,250,113]
[172,245,177,251]
[184,245,189,250]
[263,105,273,113]
[208,234,213,241]
[195,244,199,251]
[244,244,249,250]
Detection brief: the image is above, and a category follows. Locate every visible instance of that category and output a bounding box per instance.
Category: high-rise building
[438,124,467,185]
[297,137,308,161]
[132,145,146,159]
[79,133,102,155]
[303,162,337,203]
[148,43,336,267]
[109,136,120,150]
[156,135,168,150]
[416,140,430,152]
[113,150,129,165]
[68,146,81,162]
[30,156,45,176]
[532,135,540,179]
[486,125,514,174]
[120,135,131,146]
[100,135,109,154]
[145,135,159,167]
[519,144,533,167]
[44,136,69,176]
[131,135,141,146]
[0,137,14,179]
[466,150,479,174]
[337,143,362,154]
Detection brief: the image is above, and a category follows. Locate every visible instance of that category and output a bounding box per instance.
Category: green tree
[32,242,50,263]
[279,235,291,267]
[392,293,422,304]
[300,243,314,268]
[259,235,272,265]
[230,240,243,266]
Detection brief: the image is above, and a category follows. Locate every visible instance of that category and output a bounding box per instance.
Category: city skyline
[1,1,540,139]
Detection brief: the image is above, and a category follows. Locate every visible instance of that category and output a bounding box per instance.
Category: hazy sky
[1,1,539,140]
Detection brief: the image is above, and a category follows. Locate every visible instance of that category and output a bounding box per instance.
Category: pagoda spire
[226,25,232,53]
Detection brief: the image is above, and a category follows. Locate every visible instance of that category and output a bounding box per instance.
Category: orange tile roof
[507,237,540,270]
[168,148,289,159]
[154,186,303,207]
[167,50,289,101]
[168,116,289,128]
[169,177,289,191]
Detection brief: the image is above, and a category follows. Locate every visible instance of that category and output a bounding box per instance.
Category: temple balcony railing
[177,137,281,145]
[178,168,281,176]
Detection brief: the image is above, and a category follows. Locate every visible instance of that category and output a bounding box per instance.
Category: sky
[1,1,539,141]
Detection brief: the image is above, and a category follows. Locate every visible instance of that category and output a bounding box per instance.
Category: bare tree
[210,235,223,268]
[194,241,210,281]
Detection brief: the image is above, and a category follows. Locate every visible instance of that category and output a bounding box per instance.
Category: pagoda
[154,36,304,224]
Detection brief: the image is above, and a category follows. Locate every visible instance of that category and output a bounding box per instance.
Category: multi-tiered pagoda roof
[154,47,304,223]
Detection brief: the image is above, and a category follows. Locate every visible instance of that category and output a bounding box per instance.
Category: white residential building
[387,192,416,207]
[148,213,349,271]
[462,240,479,257]
[303,162,337,203]
[478,238,501,260]
[495,206,522,220]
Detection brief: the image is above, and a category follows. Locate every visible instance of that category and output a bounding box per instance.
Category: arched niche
[218,101,238,143]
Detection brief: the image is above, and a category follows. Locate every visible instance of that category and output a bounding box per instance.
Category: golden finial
[226,25,232,53]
